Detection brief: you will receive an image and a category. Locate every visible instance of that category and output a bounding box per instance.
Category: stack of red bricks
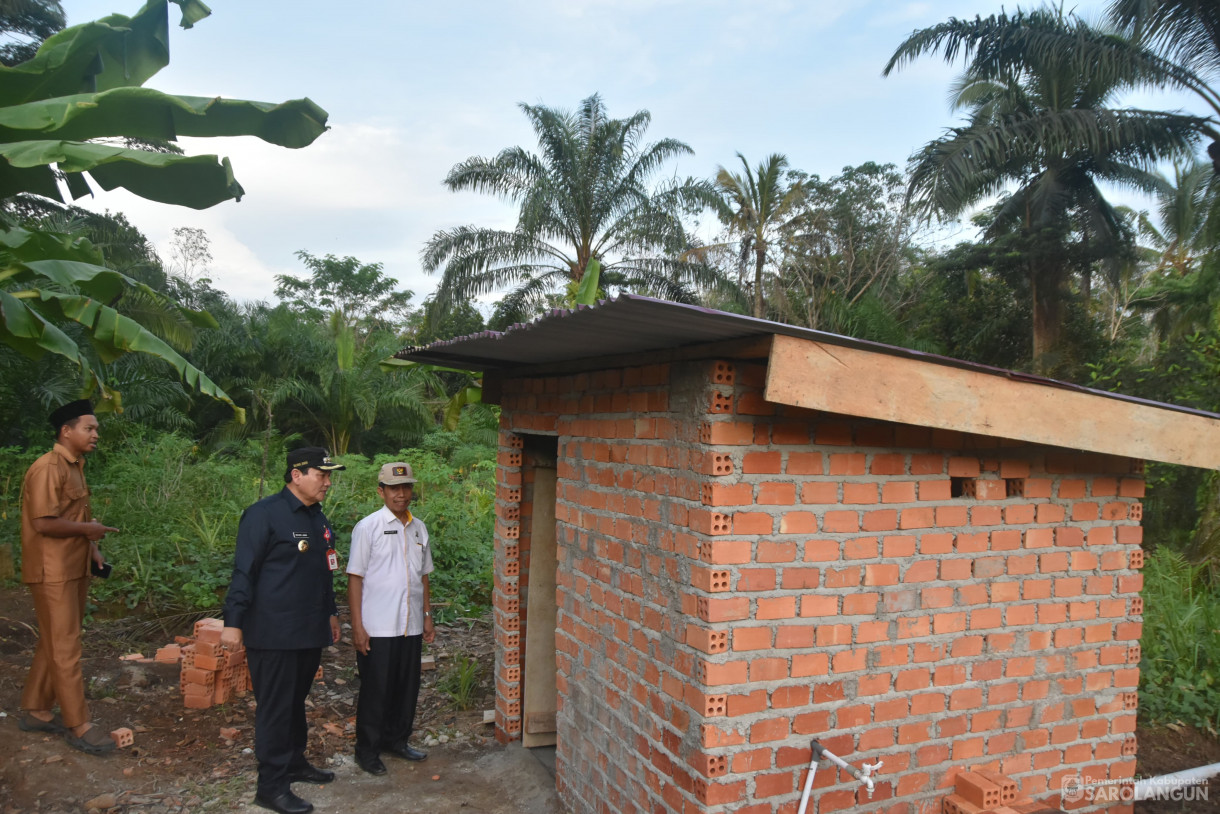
[166,618,251,709]
[945,770,1064,814]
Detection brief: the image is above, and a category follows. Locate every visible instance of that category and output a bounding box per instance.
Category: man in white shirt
[347,462,435,776]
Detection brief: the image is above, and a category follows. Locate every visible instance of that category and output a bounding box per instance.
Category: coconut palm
[422,94,724,322]
[1126,161,1220,340]
[713,153,804,318]
[884,6,1208,370]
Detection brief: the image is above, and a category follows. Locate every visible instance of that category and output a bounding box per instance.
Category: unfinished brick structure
[399,297,1220,814]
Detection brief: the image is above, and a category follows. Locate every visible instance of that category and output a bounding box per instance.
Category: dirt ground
[0,587,561,813]
[1132,725,1219,814]
[0,585,1217,814]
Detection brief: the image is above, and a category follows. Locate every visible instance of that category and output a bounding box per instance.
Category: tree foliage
[713,153,803,318]
[276,251,416,327]
[423,93,726,324]
[0,0,64,66]
[775,162,924,341]
[0,0,328,414]
[885,6,1207,371]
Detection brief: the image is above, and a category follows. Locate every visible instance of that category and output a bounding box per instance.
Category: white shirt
[347,505,434,637]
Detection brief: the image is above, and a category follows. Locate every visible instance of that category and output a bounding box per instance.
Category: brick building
[398,296,1220,814]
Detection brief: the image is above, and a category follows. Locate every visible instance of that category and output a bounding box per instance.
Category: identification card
[326,548,338,571]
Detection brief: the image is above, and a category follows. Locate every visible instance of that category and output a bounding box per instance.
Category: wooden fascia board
[765,333,1220,469]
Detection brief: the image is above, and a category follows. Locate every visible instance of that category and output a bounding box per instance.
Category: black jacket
[223,487,338,649]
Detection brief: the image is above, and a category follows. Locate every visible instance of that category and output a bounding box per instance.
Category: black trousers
[355,634,422,760]
[247,647,322,796]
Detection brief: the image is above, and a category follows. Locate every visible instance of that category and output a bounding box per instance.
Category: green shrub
[1139,547,1220,733]
[435,653,483,711]
[0,417,497,622]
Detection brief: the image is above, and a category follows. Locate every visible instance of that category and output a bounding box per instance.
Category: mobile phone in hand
[91,561,112,579]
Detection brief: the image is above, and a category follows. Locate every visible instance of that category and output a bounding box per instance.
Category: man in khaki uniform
[19,399,119,754]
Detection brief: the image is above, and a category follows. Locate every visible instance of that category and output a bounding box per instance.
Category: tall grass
[0,416,497,623]
[1139,547,1220,733]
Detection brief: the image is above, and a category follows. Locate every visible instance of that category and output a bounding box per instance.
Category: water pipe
[1132,761,1220,800]
[796,739,883,814]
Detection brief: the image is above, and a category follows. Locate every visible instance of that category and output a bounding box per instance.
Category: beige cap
[378,462,417,485]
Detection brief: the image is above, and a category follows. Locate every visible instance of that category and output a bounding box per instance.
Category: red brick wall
[492,358,1145,814]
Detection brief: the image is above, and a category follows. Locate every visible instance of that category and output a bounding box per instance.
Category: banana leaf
[0,224,105,264]
[573,258,602,306]
[443,385,483,431]
[21,258,218,329]
[0,89,328,149]
[0,1,211,106]
[2,284,242,419]
[2,231,236,415]
[0,140,245,207]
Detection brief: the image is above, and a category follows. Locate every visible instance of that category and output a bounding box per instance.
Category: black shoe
[386,743,427,761]
[253,790,313,814]
[357,754,387,775]
[287,764,335,784]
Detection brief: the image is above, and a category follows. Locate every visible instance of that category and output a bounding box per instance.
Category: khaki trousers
[21,578,89,728]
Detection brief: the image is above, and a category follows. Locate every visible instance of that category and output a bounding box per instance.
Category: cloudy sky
[61,0,1209,305]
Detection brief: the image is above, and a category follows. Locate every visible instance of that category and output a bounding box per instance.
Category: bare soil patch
[1135,723,1219,814]
[0,585,554,813]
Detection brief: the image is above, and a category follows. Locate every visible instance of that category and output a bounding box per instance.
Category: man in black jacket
[222,448,345,814]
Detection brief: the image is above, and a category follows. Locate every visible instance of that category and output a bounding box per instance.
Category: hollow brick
[900,507,935,529]
[882,481,918,503]
[970,505,1002,525]
[844,482,879,504]
[829,452,867,475]
[948,457,981,477]
[861,509,898,531]
[742,451,781,474]
[800,482,838,504]
[736,568,777,591]
[776,512,817,535]
[784,451,822,475]
[844,592,880,614]
[1119,478,1145,498]
[831,649,867,673]
[704,483,753,506]
[758,482,797,505]
[731,513,773,535]
[820,511,858,533]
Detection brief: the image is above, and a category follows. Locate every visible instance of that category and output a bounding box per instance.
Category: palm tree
[0,0,65,66]
[422,94,724,322]
[1111,0,1220,102]
[713,153,804,318]
[1126,161,1220,340]
[884,7,1207,370]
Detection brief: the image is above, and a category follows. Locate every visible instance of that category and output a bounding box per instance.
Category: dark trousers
[247,647,322,796]
[355,635,422,760]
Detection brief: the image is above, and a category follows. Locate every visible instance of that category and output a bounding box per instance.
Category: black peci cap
[48,399,94,430]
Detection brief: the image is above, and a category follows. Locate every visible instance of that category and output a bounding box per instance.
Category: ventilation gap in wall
[951,477,977,498]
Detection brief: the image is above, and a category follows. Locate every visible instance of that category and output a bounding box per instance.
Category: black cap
[285,446,346,476]
[49,399,94,430]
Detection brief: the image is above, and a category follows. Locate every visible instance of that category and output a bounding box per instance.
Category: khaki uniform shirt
[20,443,92,584]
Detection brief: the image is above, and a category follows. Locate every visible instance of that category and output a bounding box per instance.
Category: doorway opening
[518,434,559,749]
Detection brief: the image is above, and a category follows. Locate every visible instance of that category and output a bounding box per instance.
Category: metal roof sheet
[395,294,1219,421]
